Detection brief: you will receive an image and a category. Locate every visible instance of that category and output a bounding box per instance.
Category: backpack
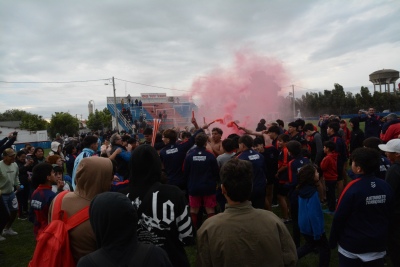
[29,191,89,267]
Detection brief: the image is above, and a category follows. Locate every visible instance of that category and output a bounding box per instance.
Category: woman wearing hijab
[77,192,172,267]
[49,157,114,263]
[124,145,193,267]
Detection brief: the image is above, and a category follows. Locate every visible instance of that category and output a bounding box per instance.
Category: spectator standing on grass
[196,158,297,267]
[30,162,63,240]
[320,141,338,213]
[297,164,330,267]
[0,148,20,239]
[49,157,115,263]
[329,147,393,266]
[358,107,382,139]
[349,117,364,156]
[16,150,34,220]
[379,139,400,266]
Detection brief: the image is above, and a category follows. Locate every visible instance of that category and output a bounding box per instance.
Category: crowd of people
[0,107,399,267]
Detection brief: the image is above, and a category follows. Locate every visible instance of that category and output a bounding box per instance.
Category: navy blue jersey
[288,156,310,186]
[160,129,203,188]
[183,147,219,196]
[237,149,267,195]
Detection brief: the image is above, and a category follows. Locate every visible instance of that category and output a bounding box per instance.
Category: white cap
[378,139,400,153]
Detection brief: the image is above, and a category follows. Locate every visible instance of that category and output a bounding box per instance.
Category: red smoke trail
[188,48,289,137]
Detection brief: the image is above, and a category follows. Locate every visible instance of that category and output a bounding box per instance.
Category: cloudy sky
[1,0,399,120]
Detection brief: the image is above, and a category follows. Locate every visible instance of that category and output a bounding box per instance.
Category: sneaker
[2,228,18,236]
[271,203,279,208]
[18,216,27,220]
[0,235,5,241]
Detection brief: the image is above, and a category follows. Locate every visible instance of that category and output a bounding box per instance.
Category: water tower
[369,69,399,93]
[88,100,95,115]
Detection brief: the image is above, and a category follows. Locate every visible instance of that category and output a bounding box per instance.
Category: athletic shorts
[189,195,217,208]
[277,184,290,196]
[2,192,18,213]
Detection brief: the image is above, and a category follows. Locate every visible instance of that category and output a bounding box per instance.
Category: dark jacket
[110,144,131,180]
[329,174,393,253]
[125,145,193,267]
[160,129,204,188]
[359,114,382,138]
[237,149,267,195]
[183,146,219,196]
[349,117,365,154]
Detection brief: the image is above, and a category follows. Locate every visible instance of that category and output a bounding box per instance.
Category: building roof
[0,121,21,128]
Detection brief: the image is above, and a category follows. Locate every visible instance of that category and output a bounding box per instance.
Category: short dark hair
[163,129,178,143]
[32,163,53,189]
[351,147,380,175]
[295,119,305,128]
[276,119,284,127]
[363,137,382,151]
[297,164,317,190]
[127,138,137,145]
[303,123,314,132]
[267,125,280,135]
[286,140,302,157]
[143,128,153,135]
[323,141,336,152]
[253,137,265,147]
[65,144,75,154]
[222,138,235,153]
[195,133,208,147]
[83,136,98,148]
[53,165,63,175]
[288,121,297,128]
[220,158,253,202]
[181,131,192,140]
[277,134,290,143]
[16,150,26,158]
[328,122,340,133]
[211,127,223,135]
[238,135,253,149]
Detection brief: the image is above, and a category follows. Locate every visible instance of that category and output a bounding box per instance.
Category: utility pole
[292,85,295,118]
[112,76,119,131]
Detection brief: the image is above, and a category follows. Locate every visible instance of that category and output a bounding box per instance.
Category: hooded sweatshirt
[77,192,171,267]
[49,157,114,263]
[298,185,325,240]
[125,145,193,267]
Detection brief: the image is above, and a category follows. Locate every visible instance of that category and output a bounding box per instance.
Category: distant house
[0,121,49,149]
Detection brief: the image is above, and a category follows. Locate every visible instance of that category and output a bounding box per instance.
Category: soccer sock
[190,213,198,229]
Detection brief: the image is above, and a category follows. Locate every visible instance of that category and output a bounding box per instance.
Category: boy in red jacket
[320,141,338,213]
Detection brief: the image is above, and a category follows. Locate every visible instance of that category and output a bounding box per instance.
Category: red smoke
[188,48,289,137]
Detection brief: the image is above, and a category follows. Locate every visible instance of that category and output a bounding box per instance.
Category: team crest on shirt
[371,182,376,188]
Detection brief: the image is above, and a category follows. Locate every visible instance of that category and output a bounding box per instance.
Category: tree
[0,109,30,121]
[20,114,48,131]
[86,108,112,131]
[47,112,79,138]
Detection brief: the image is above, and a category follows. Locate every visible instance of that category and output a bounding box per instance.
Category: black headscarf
[89,192,138,258]
[128,145,162,200]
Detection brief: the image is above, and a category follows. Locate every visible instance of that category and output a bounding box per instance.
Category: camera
[13,131,18,136]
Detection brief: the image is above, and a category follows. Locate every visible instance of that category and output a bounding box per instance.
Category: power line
[115,78,191,92]
[0,78,110,84]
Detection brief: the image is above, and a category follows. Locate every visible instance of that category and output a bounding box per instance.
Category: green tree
[0,109,30,121]
[20,114,48,131]
[86,108,112,131]
[47,112,79,138]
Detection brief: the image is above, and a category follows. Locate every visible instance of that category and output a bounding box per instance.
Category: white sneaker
[2,228,18,236]
[0,235,6,241]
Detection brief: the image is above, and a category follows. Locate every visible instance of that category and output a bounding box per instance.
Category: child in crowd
[52,165,71,193]
[275,134,291,222]
[297,164,331,267]
[320,141,338,213]
[286,140,310,248]
[30,163,63,240]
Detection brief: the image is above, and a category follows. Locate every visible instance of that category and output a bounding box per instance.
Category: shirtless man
[209,128,224,156]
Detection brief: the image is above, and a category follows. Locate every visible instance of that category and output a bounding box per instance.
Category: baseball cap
[378,139,400,153]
